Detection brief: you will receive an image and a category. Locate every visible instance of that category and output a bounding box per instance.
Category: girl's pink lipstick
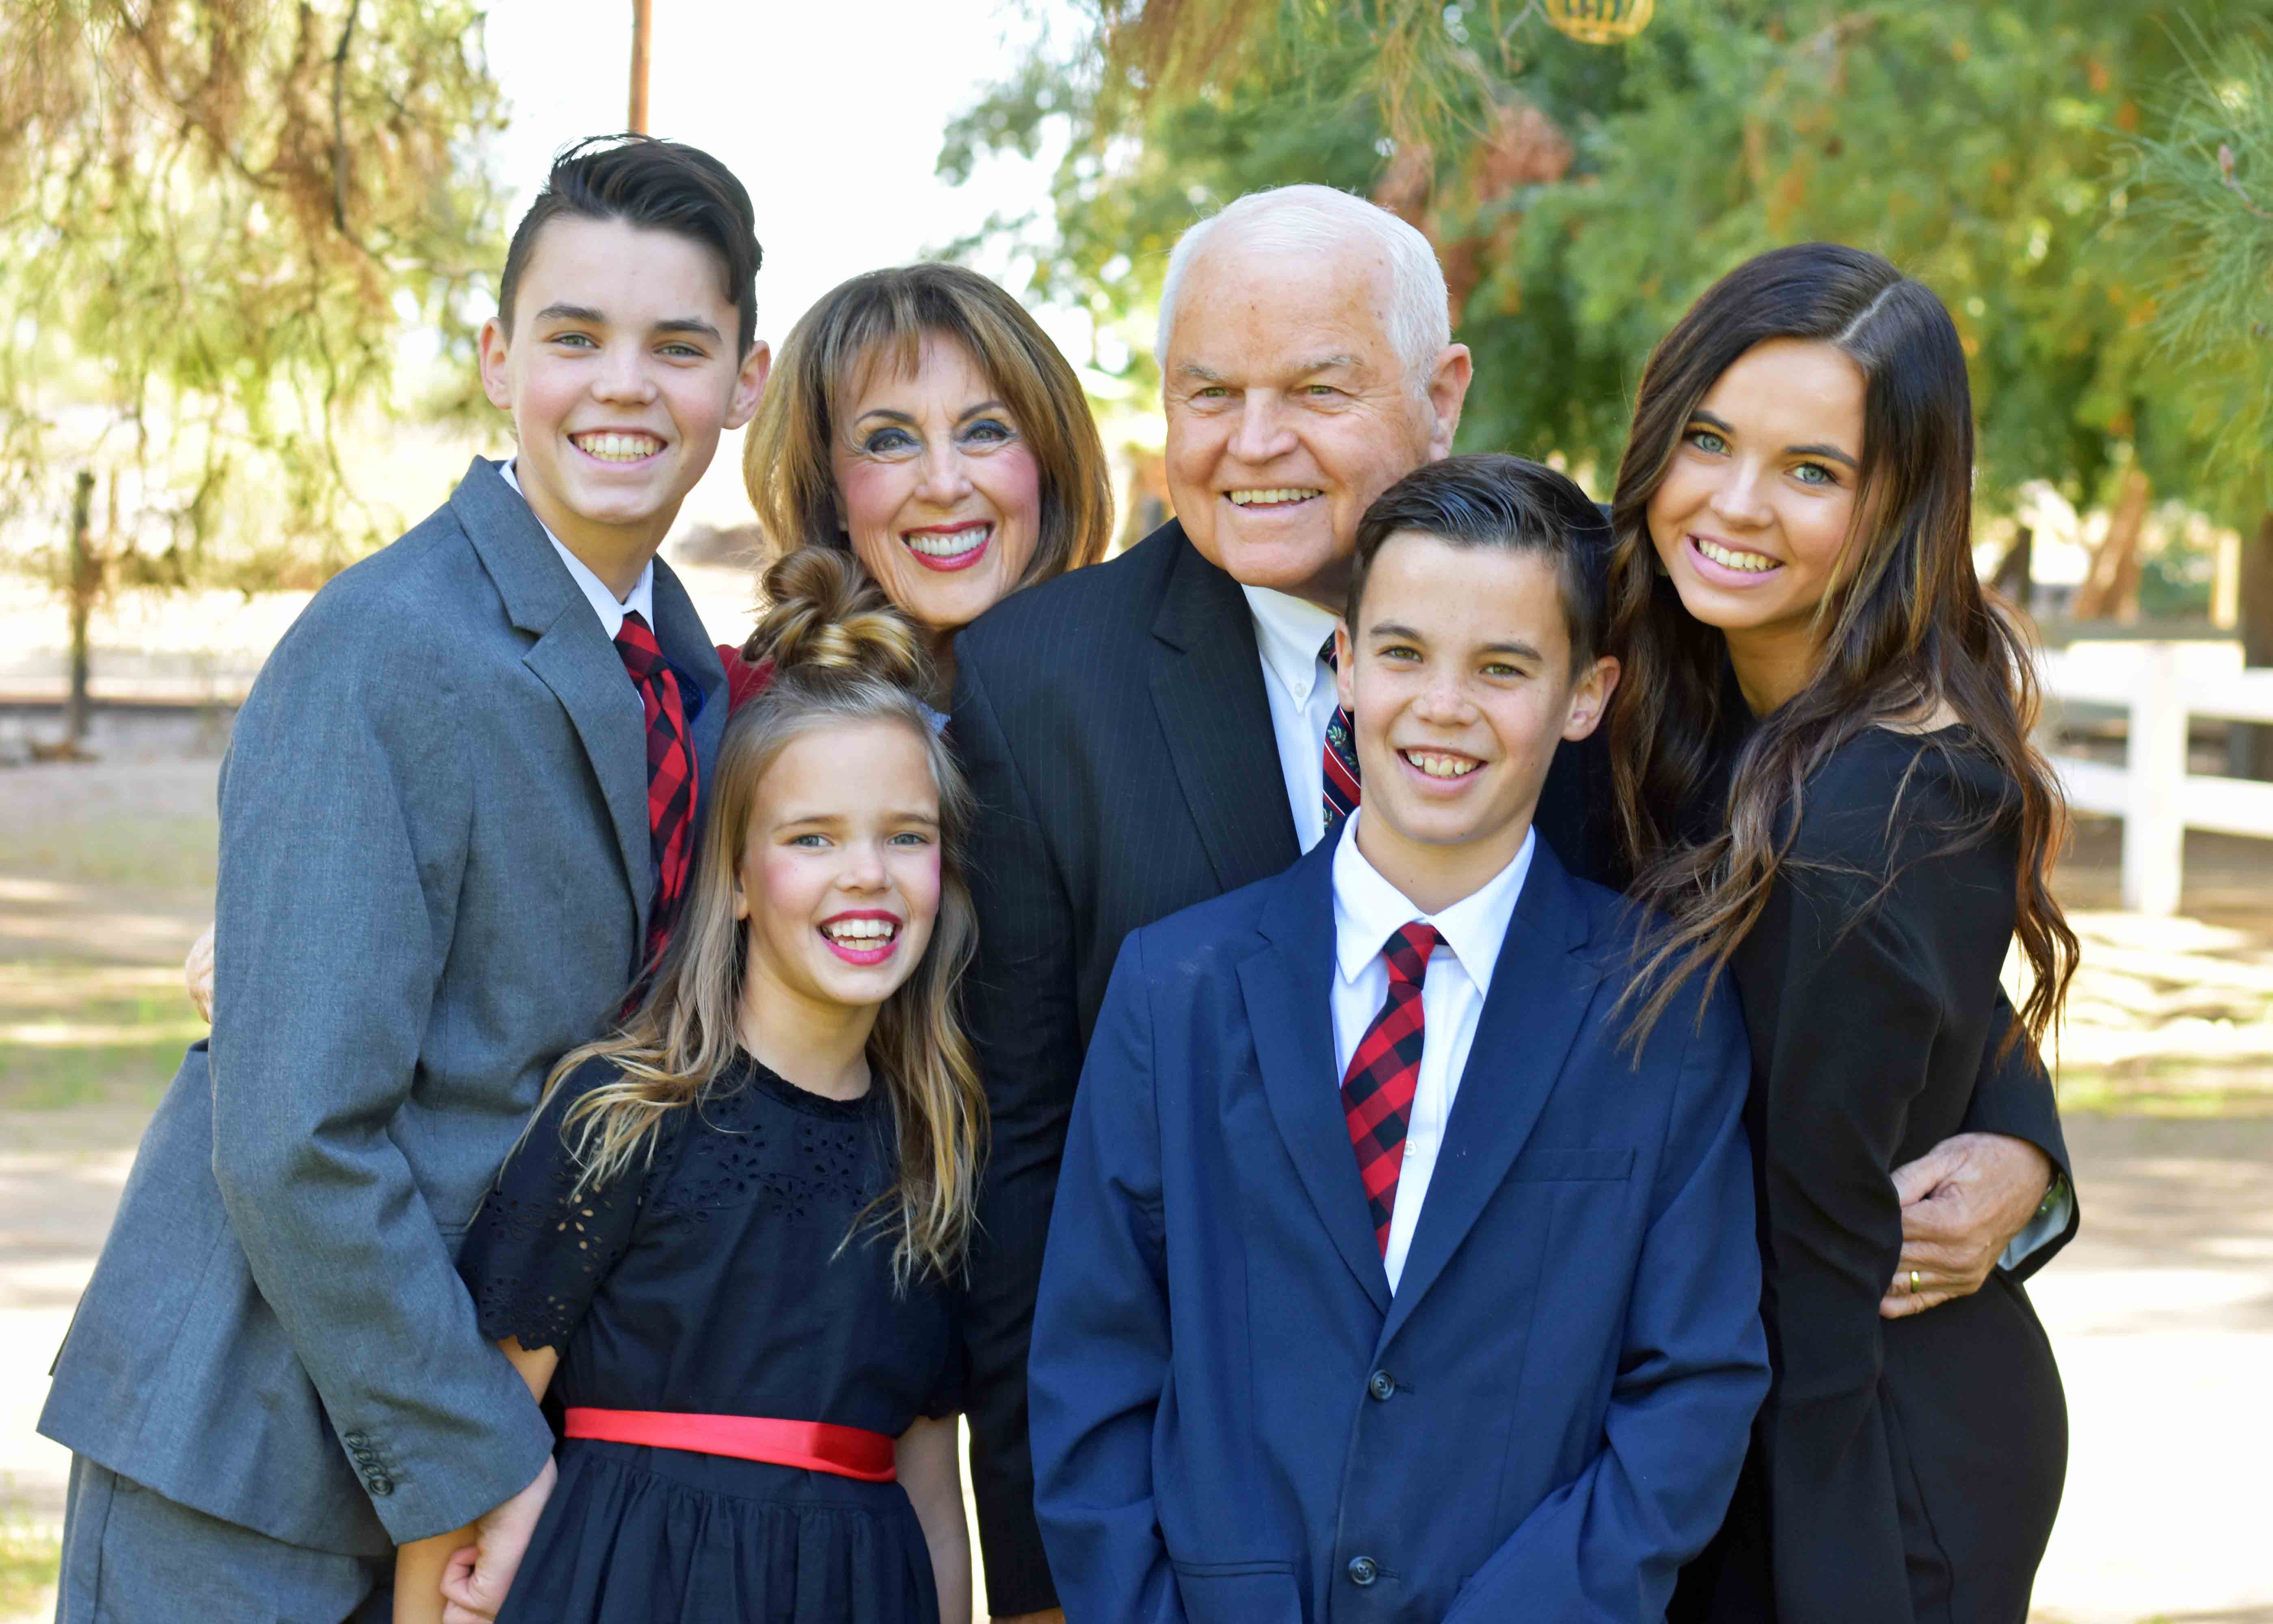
[818,909,902,966]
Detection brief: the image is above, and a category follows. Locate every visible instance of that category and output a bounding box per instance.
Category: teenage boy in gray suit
[39,136,771,1622]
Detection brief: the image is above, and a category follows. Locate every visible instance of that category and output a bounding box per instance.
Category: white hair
[1154,184,1452,389]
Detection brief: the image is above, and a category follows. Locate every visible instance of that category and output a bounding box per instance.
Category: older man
[949,184,2074,1621]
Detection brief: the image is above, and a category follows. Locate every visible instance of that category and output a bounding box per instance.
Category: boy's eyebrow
[1689,409,1858,470]
[533,302,606,326]
[653,316,723,342]
[1367,620,1543,662]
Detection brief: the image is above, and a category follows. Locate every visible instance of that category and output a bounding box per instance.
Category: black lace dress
[456,1051,962,1624]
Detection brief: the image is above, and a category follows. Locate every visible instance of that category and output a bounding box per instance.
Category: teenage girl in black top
[1609,244,2076,1624]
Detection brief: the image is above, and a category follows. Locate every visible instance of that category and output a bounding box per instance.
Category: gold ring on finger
[1910,1269,1922,1295]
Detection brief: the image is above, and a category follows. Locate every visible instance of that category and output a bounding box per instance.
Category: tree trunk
[1990,525,2033,606]
[2073,468,2152,622]
[2228,509,2273,780]
[65,469,96,749]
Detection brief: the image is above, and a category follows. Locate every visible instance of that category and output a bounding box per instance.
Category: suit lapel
[1148,526,1300,893]
[452,457,654,940]
[1240,840,1391,1316]
[1380,840,1603,1341]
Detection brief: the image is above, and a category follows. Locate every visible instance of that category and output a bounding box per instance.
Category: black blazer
[948,518,2074,1613]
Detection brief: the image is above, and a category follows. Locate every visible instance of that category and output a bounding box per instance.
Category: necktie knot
[1381,922,1441,987]
[614,610,664,679]
[1318,631,1340,673]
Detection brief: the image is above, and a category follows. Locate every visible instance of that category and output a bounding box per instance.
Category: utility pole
[65,468,96,752]
[628,0,651,133]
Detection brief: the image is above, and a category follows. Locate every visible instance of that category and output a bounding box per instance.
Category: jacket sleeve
[1443,979,1769,1623]
[1955,989,2078,1278]
[1028,932,1188,1624]
[208,611,555,1544]
[950,639,1087,1613]
[1747,864,1953,1624]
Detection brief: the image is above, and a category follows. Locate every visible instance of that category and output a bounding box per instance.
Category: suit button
[1367,1369,1396,1401]
[1347,1556,1378,1587]
[367,1474,394,1497]
[343,1432,368,1447]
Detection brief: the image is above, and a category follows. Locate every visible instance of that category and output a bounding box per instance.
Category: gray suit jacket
[39,458,729,1555]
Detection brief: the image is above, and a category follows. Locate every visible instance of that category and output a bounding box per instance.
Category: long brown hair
[743,261,1113,587]
[537,549,986,1287]
[1607,243,2076,1050]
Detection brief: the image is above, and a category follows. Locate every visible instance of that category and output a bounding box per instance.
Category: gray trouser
[56,1456,391,1624]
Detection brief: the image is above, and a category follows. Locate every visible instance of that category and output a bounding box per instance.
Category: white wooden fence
[2037,640,2273,916]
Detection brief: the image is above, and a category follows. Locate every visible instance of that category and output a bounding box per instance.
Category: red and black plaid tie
[613,611,695,970]
[1342,922,1441,1255]
[1320,633,1361,836]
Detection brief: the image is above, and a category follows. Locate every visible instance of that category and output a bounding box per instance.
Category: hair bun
[743,546,931,691]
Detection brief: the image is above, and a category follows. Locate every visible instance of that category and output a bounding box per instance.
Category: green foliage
[0,1,509,595]
[947,0,2259,523]
[2116,18,2273,520]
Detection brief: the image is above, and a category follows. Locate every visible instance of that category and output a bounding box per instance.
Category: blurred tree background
[0,0,506,748]
[942,0,2271,663]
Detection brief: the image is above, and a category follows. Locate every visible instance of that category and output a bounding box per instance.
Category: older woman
[184,262,1114,1011]
[729,261,1114,709]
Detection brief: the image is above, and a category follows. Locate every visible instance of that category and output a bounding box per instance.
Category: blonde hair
[743,262,1112,590]
[536,549,985,1287]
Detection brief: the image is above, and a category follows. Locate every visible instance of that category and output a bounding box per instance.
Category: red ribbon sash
[562,1408,897,1482]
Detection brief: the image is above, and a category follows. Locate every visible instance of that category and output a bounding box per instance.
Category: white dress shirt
[498,458,655,639]
[1331,810,1536,1292]
[1242,585,1343,855]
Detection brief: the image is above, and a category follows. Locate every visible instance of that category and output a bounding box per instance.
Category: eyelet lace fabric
[458,1054,895,1356]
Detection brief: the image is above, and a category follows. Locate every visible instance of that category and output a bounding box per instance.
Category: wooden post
[2230,510,2273,780]
[2122,642,2186,916]
[627,0,651,134]
[65,468,96,750]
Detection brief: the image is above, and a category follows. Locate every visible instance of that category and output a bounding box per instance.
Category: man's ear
[478,315,514,413]
[1423,343,1473,461]
[726,338,773,432]
[1334,620,1357,712]
[1561,654,1620,743]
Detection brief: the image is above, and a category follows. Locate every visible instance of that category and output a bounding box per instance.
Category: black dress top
[1676,728,2066,1624]
[456,1051,962,1624]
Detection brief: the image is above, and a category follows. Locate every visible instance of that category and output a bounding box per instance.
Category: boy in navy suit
[1029,454,1769,1623]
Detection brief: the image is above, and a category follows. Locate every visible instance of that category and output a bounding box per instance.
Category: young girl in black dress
[396,549,983,1624]
[1607,245,2078,1624]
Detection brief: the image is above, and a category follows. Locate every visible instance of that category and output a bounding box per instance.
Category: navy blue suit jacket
[1029,829,1770,1624]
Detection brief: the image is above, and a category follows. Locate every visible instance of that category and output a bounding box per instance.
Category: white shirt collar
[1330,808,1536,998]
[1241,584,1342,708]
[498,458,656,641]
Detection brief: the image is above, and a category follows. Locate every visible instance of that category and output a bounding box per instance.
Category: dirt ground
[2,739,2269,1624]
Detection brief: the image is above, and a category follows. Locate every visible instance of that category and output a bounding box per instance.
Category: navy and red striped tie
[613,611,694,972]
[1320,633,1361,836]
[1342,922,1441,1255]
